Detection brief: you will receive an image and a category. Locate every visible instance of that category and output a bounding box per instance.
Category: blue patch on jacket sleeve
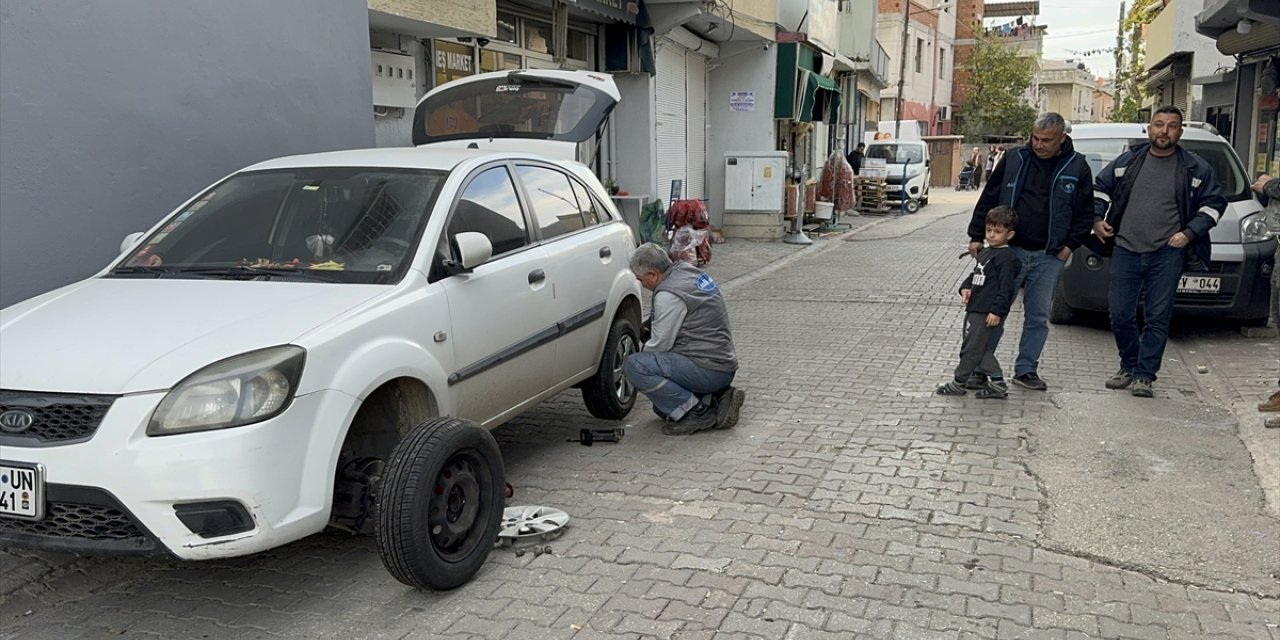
[696,273,719,293]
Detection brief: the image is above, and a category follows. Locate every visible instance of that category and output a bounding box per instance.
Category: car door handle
[599,246,612,258]
[528,269,545,284]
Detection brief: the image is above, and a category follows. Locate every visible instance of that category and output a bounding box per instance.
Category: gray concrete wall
[371,31,428,148]
[0,0,375,307]
[707,43,779,228]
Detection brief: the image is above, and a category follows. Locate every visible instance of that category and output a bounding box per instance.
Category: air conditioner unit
[938,105,952,121]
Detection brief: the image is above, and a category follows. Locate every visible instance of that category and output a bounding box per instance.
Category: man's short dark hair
[1152,105,1184,122]
[986,206,1018,231]
[856,142,865,149]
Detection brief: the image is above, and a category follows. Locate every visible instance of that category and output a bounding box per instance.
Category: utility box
[371,50,417,108]
[723,151,788,239]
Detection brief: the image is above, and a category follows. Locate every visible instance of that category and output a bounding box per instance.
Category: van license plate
[1177,275,1220,293]
[0,462,44,520]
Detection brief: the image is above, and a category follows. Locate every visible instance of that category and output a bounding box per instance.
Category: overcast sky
[984,0,1127,79]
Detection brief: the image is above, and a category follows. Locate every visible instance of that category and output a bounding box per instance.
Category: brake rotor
[497,505,569,541]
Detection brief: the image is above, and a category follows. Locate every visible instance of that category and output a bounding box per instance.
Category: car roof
[1070,122,1225,143]
[241,147,539,173]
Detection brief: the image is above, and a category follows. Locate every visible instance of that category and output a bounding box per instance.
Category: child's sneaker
[936,381,967,396]
[975,382,1008,399]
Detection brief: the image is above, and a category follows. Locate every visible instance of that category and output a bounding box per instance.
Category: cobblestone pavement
[2,191,1278,639]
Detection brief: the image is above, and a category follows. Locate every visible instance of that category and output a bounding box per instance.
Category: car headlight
[906,167,922,179]
[1241,213,1278,243]
[148,346,306,436]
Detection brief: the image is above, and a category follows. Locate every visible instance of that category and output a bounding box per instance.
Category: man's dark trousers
[955,312,1005,381]
[1108,245,1184,381]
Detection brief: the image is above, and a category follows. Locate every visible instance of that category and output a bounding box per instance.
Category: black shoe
[662,405,718,435]
[713,387,745,430]
[1011,372,1047,391]
[936,381,967,396]
[964,373,989,389]
[975,382,1008,399]
[1105,369,1133,390]
[1130,378,1153,398]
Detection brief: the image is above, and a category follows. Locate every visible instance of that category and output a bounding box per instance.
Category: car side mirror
[120,232,145,254]
[443,232,494,275]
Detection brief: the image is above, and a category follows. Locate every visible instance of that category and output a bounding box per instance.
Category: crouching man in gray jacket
[624,243,745,435]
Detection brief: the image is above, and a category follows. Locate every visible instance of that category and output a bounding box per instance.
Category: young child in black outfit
[937,206,1022,399]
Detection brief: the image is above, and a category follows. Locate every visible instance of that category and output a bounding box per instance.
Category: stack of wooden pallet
[853,176,888,214]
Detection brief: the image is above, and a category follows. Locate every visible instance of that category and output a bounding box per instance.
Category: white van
[864,139,931,212]
[1054,122,1275,325]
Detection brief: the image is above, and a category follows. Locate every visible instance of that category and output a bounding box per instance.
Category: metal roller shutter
[656,42,687,207]
[685,53,707,202]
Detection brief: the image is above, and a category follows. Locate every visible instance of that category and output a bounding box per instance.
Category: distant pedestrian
[938,206,1023,399]
[846,142,865,176]
[983,146,996,185]
[969,147,984,189]
[1092,105,1226,398]
[968,112,1095,392]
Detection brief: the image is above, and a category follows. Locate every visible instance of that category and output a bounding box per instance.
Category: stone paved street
[2,190,1278,639]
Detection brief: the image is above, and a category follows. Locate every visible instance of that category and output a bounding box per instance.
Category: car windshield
[1074,137,1252,202]
[112,168,446,284]
[865,144,923,164]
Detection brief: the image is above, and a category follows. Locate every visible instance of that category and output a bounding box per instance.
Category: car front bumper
[1060,241,1276,321]
[0,388,357,559]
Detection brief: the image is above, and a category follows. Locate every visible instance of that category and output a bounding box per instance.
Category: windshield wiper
[168,265,337,282]
[111,265,174,276]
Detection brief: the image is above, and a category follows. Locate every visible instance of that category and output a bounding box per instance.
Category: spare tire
[376,417,504,590]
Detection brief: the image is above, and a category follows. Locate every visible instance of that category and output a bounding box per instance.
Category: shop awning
[797,70,841,125]
[518,0,639,25]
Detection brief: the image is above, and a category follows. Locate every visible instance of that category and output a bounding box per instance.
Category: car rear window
[1074,137,1251,202]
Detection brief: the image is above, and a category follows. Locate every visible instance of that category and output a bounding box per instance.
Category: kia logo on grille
[0,409,36,433]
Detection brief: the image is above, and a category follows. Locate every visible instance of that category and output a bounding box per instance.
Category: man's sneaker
[1130,378,1153,398]
[713,387,745,430]
[1258,389,1280,412]
[1011,372,1048,391]
[936,381,967,396]
[1105,369,1134,390]
[662,405,717,436]
[975,382,1008,399]
[964,373,989,389]
[1266,415,1280,429]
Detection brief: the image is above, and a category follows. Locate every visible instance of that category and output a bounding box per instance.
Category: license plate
[1177,275,1221,294]
[0,462,44,520]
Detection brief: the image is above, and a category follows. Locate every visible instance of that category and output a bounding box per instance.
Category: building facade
[876,0,957,136]
[1195,0,1280,178]
[1144,0,1235,121]
[0,0,376,307]
[1035,59,1103,124]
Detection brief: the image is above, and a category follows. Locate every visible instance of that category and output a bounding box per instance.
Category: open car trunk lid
[412,69,620,161]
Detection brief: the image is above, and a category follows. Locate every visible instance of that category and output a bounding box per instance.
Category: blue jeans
[1108,245,1185,381]
[1010,246,1067,377]
[623,351,735,421]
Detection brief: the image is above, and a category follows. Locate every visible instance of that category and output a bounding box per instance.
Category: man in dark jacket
[967,112,1095,391]
[1092,105,1227,397]
[846,142,865,175]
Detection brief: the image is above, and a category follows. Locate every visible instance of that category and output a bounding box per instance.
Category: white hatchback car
[0,69,643,590]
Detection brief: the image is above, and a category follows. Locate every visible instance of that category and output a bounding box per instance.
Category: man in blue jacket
[1092,105,1226,398]
[968,112,1095,392]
